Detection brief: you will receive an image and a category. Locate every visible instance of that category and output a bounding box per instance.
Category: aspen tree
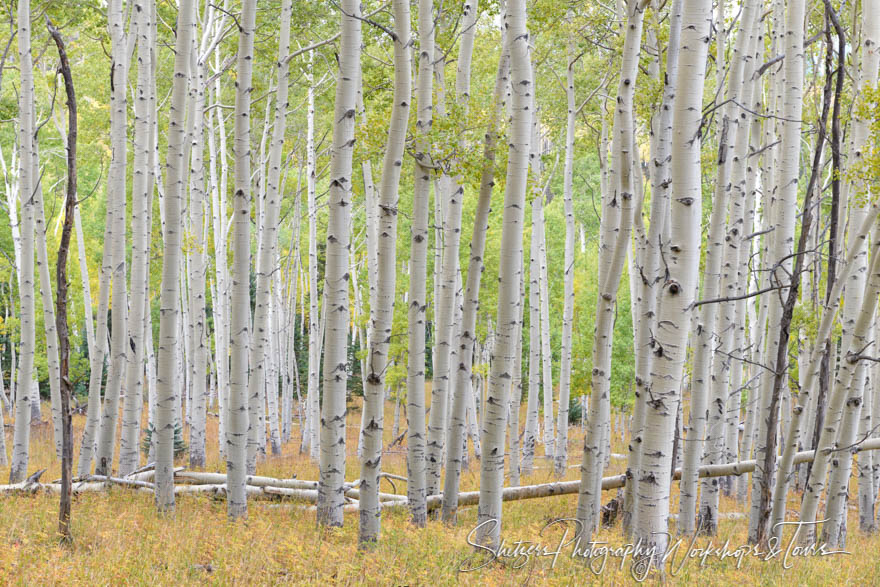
[523,200,542,476]
[154,0,194,511]
[94,0,130,476]
[554,16,576,478]
[633,0,710,562]
[304,51,321,460]
[747,0,806,545]
[690,0,760,534]
[359,0,411,544]
[185,4,226,471]
[247,0,293,473]
[119,0,156,476]
[623,0,681,535]
[443,34,511,521]
[406,0,435,528]
[475,0,531,548]
[9,0,36,484]
[224,0,258,519]
[425,0,480,498]
[316,0,359,527]
[577,0,646,532]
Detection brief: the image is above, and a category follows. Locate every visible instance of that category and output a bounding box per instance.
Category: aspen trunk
[316,0,359,528]
[475,0,531,548]
[852,0,880,537]
[246,0,292,474]
[304,52,321,460]
[554,21,576,478]
[406,0,435,528]
[578,0,645,533]
[522,200,542,476]
[536,196,554,457]
[358,0,411,544]
[633,0,710,564]
[119,0,156,476]
[185,5,224,471]
[154,0,194,512]
[747,0,806,545]
[692,0,760,534]
[442,31,510,521]
[10,0,37,484]
[225,0,257,520]
[94,0,130,476]
[623,0,680,535]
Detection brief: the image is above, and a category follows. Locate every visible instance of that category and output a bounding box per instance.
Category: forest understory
[1,397,877,585]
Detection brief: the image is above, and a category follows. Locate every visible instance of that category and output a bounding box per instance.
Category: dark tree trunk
[47,18,76,545]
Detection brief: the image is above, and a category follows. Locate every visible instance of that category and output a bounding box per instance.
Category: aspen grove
[3,0,880,581]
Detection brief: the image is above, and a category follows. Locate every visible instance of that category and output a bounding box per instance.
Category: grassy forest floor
[0,393,877,585]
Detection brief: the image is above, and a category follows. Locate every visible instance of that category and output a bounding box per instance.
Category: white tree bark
[154,0,194,511]
[246,0,292,474]
[185,6,224,471]
[32,149,61,459]
[747,0,805,544]
[852,0,880,537]
[119,0,157,476]
[577,0,645,533]
[94,0,130,476]
[9,0,37,484]
[819,241,880,546]
[633,0,710,564]
[442,31,509,522]
[358,0,411,544]
[535,196,554,457]
[426,0,480,498]
[691,0,760,533]
[207,79,229,458]
[523,199,542,476]
[475,0,531,548]
[554,22,576,478]
[406,0,435,528]
[225,0,257,520]
[316,0,359,527]
[304,52,321,460]
[623,0,680,536]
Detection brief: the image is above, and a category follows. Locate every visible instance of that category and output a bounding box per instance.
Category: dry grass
[0,398,877,585]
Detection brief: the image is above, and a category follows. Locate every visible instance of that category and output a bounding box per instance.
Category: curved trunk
[425,0,480,498]
[577,0,645,533]
[474,0,531,548]
[441,36,509,522]
[316,0,359,527]
[359,0,411,544]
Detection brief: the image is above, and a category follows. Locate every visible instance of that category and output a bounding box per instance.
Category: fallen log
[422,437,880,510]
[83,475,156,490]
[5,438,879,507]
[129,466,185,482]
[173,472,333,491]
